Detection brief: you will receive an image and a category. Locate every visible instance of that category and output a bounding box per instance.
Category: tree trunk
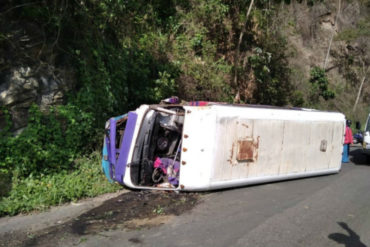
[352,65,369,113]
[233,0,254,103]
[323,0,341,70]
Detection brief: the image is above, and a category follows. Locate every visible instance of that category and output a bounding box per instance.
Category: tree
[233,0,255,103]
[335,16,370,113]
[323,0,341,70]
[353,57,369,112]
[309,67,335,103]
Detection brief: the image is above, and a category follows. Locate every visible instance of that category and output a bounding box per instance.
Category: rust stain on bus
[228,143,235,165]
[236,136,259,162]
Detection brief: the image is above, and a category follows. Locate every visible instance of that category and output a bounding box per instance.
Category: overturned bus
[102,102,345,191]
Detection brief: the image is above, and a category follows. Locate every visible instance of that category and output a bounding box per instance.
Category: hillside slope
[0,1,369,131]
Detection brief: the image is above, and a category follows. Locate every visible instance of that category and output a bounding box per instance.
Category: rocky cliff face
[280,0,369,118]
[0,66,73,131]
[294,1,364,68]
[0,16,75,132]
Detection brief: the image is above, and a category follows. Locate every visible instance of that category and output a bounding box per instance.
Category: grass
[0,152,121,216]
[152,205,164,215]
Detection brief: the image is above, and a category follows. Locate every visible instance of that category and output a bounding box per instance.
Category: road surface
[1,147,369,247]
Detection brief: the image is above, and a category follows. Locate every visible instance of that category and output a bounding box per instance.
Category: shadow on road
[328,222,367,247]
[350,148,370,166]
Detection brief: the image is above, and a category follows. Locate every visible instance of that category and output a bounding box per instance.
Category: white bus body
[103,104,345,191]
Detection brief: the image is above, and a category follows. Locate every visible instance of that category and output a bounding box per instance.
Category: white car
[363,113,370,155]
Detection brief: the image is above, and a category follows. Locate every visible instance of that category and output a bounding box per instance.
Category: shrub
[0,152,121,216]
[0,104,95,178]
[309,66,335,103]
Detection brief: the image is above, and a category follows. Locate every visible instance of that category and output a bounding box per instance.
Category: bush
[0,171,11,198]
[0,104,95,178]
[290,90,305,107]
[0,152,121,216]
[309,66,335,104]
[248,45,292,106]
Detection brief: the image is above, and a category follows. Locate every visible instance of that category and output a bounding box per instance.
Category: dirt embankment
[0,191,200,247]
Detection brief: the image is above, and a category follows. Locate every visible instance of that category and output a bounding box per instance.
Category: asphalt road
[2,147,369,247]
[77,147,370,247]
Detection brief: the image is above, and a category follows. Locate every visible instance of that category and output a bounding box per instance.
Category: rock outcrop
[0,65,74,132]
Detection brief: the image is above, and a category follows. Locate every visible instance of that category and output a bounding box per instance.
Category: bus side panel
[328,121,345,169]
[250,120,285,177]
[212,118,287,181]
[210,106,344,185]
[212,117,252,181]
[278,121,310,175]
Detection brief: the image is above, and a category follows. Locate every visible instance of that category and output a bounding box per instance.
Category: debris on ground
[0,191,199,247]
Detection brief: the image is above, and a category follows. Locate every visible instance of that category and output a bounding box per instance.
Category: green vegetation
[308,67,335,105]
[1,0,181,215]
[0,105,95,177]
[0,152,120,216]
[153,205,165,215]
[0,103,121,215]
